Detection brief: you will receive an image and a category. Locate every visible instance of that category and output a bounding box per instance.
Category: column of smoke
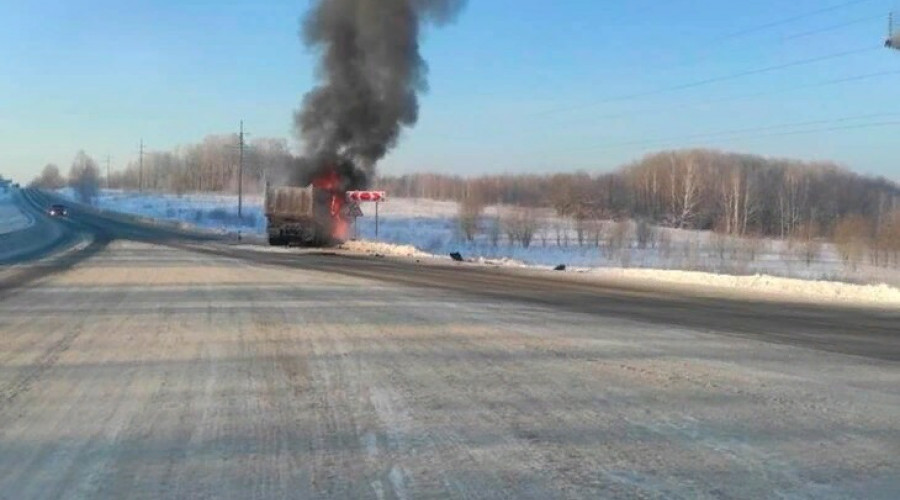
[290,0,466,190]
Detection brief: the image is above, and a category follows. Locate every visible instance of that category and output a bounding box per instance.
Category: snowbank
[338,240,900,307]
[578,267,900,307]
[340,240,434,259]
[326,241,900,307]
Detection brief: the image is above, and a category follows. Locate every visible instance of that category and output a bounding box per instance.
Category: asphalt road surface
[0,191,83,265]
[1,190,898,499]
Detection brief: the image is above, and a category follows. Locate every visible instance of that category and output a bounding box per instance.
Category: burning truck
[264,166,354,247]
[276,0,465,247]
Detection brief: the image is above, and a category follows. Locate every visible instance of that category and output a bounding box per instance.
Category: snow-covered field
[58,189,900,301]
[0,188,32,235]
[58,188,267,235]
[343,240,900,307]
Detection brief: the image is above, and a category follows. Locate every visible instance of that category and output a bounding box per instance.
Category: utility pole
[106,155,111,190]
[238,120,244,218]
[888,12,894,48]
[139,139,144,193]
[887,12,899,50]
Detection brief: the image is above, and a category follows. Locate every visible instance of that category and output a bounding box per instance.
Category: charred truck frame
[264,169,351,247]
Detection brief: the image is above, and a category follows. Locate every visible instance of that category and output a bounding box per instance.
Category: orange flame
[312,168,348,242]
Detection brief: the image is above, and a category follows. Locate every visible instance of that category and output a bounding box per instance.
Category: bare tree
[718,162,758,236]
[574,215,587,246]
[710,230,732,261]
[833,215,873,270]
[668,151,701,228]
[504,208,541,248]
[588,220,604,248]
[554,223,568,247]
[875,209,900,268]
[29,164,66,190]
[487,216,502,247]
[68,151,101,203]
[458,194,484,243]
[635,219,657,249]
[658,228,673,259]
[608,219,631,257]
[778,165,809,238]
[791,222,822,266]
[742,233,766,263]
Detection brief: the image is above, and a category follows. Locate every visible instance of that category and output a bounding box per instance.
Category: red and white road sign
[346,191,387,203]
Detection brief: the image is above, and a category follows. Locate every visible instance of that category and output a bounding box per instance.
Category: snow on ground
[578,268,900,307]
[349,198,900,288]
[341,240,900,307]
[0,188,32,235]
[57,188,267,235]
[60,189,900,301]
[340,240,433,259]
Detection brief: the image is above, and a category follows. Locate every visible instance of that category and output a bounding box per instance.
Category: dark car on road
[48,204,69,217]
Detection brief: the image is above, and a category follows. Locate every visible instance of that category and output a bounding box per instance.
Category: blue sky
[1,0,898,182]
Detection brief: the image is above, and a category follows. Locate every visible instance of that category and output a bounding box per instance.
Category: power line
[575,69,900,124]
[441,68,900,143]
[715,68,900,99]
[468,6,886,112]
[595,1,885,82]
[731,119,900,140]
[528,3,887,118]
[636,9,885,77]
[781,13,885,41]
[579,112,900,153]
[538,45,879,116]
[670,119,900,151]
[712,0,879,42]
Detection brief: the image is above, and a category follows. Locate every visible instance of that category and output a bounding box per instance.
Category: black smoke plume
[289,155,367,191]
[292,0,466,187]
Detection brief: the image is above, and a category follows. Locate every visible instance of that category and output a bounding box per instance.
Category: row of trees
[31,135,295,196]
[30,151,101,202]
[455,197,900,272]
[108,136,295,194]
[27,144,899,256]
[378,149,900,240]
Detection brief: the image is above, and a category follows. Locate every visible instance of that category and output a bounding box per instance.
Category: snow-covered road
[1,238,898,499]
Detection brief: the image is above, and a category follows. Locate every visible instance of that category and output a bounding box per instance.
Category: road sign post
[346,191,387,240]
[347,202,364,240]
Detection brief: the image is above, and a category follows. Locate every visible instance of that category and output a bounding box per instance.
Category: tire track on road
[0,323,84,409]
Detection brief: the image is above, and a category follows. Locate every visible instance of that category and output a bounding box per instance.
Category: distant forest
[28,136,899,246]
[378,149,899,238]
